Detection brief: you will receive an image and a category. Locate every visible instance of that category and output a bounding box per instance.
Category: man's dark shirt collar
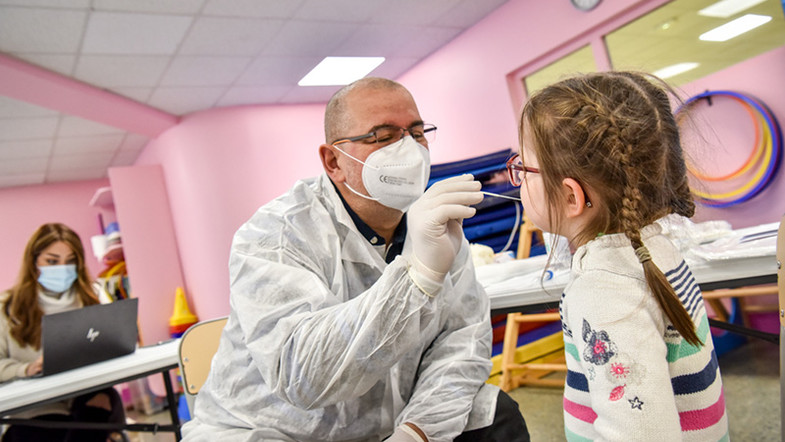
[332,180,406,263]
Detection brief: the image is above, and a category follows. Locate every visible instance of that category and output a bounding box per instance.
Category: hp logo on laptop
[86,327,100,342]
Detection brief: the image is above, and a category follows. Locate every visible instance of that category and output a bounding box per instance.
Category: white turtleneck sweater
[1,288,82,418]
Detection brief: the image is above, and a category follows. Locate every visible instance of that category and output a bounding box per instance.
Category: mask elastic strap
[332,144,381,171]
[343,181,379,202]
[332,143,382,201]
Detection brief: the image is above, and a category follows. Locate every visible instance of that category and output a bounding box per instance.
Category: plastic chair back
[178,317,228,413]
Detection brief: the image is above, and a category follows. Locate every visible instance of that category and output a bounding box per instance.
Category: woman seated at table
[0,223,125,442]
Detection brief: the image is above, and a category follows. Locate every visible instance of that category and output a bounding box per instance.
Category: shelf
[89,186,114,209]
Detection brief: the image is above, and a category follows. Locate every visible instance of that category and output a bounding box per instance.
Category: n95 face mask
[334,136,431,212]
[38,264,78,293]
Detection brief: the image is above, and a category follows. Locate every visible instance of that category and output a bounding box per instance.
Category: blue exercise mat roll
[464,203,517,227]
[464,216,518,241]
[429,148,513,179]
[429,148,514,187]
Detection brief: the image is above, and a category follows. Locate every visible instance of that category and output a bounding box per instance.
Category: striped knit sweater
[560,224,729,441]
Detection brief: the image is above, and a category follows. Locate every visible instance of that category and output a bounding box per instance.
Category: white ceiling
[0,0,509,188]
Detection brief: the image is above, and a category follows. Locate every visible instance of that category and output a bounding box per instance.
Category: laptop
[40,297,139,376]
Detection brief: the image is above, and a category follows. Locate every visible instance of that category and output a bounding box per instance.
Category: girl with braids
[1,223,125,442]
[512,71,727,440]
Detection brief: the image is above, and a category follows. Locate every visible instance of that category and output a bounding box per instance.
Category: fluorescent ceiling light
[698,0,766,18]
[699,14,772,41]
[652,62,699,79]
[298,57,385,86]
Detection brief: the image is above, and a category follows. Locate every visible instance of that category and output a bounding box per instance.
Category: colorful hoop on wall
[675,90,782,208]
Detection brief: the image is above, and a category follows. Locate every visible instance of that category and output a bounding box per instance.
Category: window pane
[605,0,785,86]
[523,45,597,96]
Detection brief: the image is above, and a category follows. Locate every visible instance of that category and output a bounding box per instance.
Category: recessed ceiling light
[298,57,386,86]
[699,14,772,41]
[698,0,767,18]
[657,18,676,31]
[652,62,700,79]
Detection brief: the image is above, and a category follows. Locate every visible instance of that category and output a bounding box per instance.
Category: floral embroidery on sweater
[581,319,616,365]
[581,319,648,404]
[610,362,629,379]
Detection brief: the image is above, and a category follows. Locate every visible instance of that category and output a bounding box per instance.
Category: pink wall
[398,0,654,164]
[398,0,784,228]
[135,104,326,319]
[109,166,185,345]
[679,47,785,228]
[135,0,784,321]
[0,179,109,290]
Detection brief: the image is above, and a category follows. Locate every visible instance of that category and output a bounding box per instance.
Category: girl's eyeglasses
[506,154,539,187]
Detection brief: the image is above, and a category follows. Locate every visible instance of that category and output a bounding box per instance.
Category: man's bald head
[324,77,412,144]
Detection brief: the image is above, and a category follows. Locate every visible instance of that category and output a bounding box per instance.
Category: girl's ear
[561,177,590,218]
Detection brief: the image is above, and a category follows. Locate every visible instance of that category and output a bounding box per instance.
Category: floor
[125,408,179,442]
[125,338,781,442]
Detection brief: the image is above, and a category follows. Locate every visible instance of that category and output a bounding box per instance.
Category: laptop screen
[41,298,139,376]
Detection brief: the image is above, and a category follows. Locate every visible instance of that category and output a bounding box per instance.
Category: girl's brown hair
[3,223,99,349]
[520,71,701,346]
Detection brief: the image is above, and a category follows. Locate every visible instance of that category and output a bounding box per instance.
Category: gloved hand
[406,174,483,289]
[385,423,428,442]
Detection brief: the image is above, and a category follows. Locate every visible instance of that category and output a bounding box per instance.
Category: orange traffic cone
[169,287,198,338]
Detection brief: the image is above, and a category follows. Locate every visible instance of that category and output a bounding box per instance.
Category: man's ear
[562,177,590,218]
[319,144,345,183]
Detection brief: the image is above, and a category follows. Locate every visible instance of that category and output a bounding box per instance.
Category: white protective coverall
[182,174,498,442]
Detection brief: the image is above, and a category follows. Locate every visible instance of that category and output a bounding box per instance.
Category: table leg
[162,370,182,441]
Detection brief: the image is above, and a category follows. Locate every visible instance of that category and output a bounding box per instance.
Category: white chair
[177,317,228,414]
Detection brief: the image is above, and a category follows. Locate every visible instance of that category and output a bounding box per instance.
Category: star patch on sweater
[581,319,616,365]
[628,396,644,410]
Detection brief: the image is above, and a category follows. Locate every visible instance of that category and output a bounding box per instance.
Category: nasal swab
[481,191,521,202]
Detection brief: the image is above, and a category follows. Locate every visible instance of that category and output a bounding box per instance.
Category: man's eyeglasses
[506,154,540,187]
[331,123,437,147]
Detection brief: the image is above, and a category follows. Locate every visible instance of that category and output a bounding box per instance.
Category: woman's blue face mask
[38,264,78,293]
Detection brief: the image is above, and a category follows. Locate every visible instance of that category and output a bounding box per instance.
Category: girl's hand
[25,356,43,376]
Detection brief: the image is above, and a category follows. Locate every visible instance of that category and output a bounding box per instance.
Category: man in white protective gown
[181,77,530,442]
